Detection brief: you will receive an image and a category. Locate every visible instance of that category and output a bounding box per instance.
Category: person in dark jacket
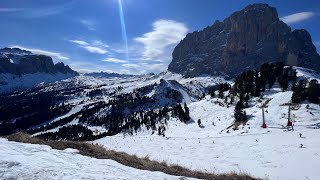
[197,119,202,126]
[300,144,304,148]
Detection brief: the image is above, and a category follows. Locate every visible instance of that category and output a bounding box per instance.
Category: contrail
[117,0,129,62]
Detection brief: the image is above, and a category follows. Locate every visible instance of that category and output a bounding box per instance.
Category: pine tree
[234,101,247,122]
[308,79,320,103]
[254,71,261,97]
[183,103,190,122]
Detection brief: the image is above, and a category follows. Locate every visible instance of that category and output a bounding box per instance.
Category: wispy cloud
[69,40,88,46]
[122,63,140,69]
[102,57,127,63]
[92,40,109,48]
[83,46,107,54]
[314,41,320,53]
[313,41,320,46]
[69,39,108,54]
[134,19,188,60]
[10,45,69,60]
[102,19,188,74]
[68,61,114,73]
[80,19,96,31]
[0,8,24,12]
[281,12,315,24]
[122,63,166,74]
[0,1,76,18]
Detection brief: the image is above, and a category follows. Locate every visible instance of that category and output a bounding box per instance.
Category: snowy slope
[0,138,195,180]
[295,67,320,82]
[2,67,319,179]
[31,71,226,134]
[92,68,320,180]
[95,94,320,179]
[0,72,76,93]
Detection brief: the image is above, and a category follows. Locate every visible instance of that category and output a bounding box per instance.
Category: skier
[299,133,302,138]
[256,139,258,142]
[197,119,202,127]
[300,144,304,148]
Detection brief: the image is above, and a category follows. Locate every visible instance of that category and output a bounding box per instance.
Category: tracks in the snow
[6,132,259,180]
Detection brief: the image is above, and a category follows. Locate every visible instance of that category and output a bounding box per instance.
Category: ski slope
[96,128,320,180]
[95,81,320,180]
[2,67,319,179]
[0,138,195,180]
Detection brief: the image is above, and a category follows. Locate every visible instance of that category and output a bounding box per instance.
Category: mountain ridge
[0,47,78,75]
[168,3,320,78]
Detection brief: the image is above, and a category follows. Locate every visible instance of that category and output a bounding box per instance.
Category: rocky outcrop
[0,48,78,75]
[168,3,320,78]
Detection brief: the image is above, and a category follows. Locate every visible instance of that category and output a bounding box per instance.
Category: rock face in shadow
[168,4,320,78]
[0,47,78,75]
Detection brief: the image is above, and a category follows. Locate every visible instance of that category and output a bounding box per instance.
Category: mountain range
[1,3,320,180]
[0,47,77,75]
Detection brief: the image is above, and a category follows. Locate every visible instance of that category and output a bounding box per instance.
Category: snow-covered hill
[0,138,193,180]
[0,66,319,179]
[95,89,320,179]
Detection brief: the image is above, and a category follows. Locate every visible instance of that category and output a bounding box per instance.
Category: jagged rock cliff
[0,48,78,75]
[168,4,320,78]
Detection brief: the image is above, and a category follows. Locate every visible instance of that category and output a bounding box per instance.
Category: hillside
[0,138,195,180]
[0,62,319,178]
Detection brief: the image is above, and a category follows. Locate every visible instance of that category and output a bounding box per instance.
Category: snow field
[0,138,195,180]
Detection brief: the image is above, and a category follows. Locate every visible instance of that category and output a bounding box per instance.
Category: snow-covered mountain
[0,63,319,179]
[1,2,320,179]
[168,4,320,78]
[0,47,78,93]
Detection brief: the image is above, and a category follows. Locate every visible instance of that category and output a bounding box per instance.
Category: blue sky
[0,0,319,74]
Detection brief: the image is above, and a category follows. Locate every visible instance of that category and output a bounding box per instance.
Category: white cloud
[68,19,188,74]
[0,8,24,12]
[80,19,96,31]
[68,61,114,73]
[102,57,127,63]
[10,45,69,60]
[314,41,320,53]
[122,63,166,74]
[281,12,315,24]
[69,40,89,46]
[313,41,320,46]
[83,46,107,54]
[92,40,109,48]
[69,39,108,54]
[134,19,188,60]
[2,1,75,18]
[122,63,139,68]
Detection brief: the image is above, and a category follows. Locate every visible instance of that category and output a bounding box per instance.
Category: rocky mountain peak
[0,47,32,55]
[0,47,78,75]
[168,3,320,78]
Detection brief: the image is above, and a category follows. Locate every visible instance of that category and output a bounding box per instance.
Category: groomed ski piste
[1,67,319,179]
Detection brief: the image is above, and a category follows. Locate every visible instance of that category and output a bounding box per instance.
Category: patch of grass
[7,133,260,180]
